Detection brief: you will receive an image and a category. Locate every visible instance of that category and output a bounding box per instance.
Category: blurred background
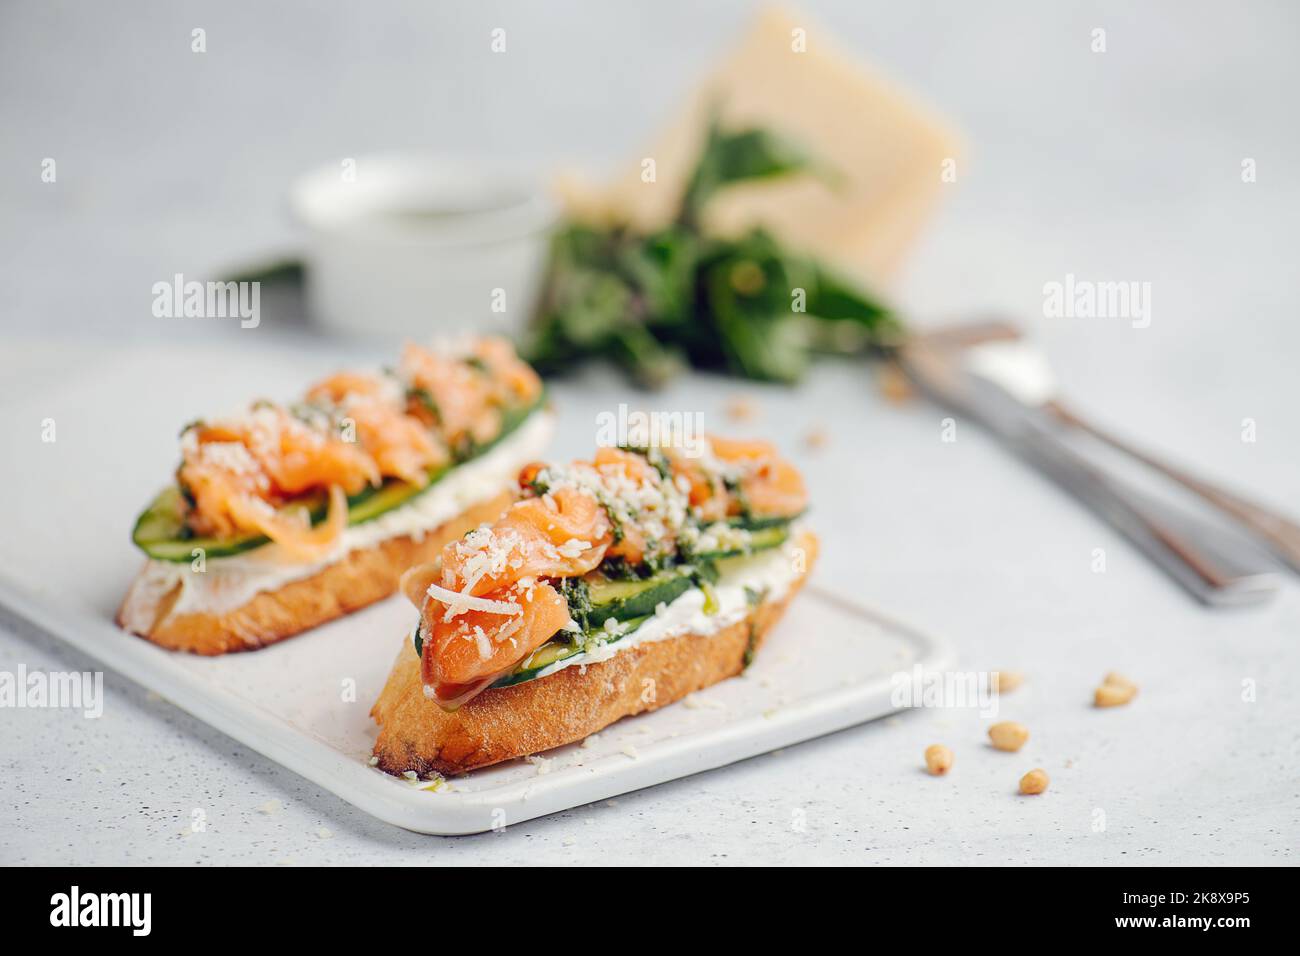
[2,0,1297,355]
[4,0,1298,500]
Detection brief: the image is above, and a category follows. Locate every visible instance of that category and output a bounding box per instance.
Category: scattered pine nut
[1094,671,1138,707]
[1095,682,1137,707]
[924,744,954,776]
[988,721,1030,752]
[878,361,915,404]
[804,427,829,451]
[725,396,758,421]
[990,670,1024,694]
[1019,768,1049,795]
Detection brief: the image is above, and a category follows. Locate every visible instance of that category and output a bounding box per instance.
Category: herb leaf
[680,118,810,228]
[524,117,895,387]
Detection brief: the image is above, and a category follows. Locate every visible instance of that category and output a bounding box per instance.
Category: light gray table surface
[1,1,1297,865]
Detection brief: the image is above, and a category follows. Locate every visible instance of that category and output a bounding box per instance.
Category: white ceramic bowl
[288,152,554,339]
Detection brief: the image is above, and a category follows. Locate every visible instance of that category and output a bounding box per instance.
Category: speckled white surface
[2,0,1299,864]
[3,358,1297,864]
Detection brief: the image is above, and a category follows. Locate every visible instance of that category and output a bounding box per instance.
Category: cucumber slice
[586,570,694,628]
[133,398,544,562]
[491,638,585,687]
[694,523,788,560]
[410,617,580,688]
[344,466,449,525]
[729,511,803,531]
[130,487,272,561]
[491,615,651,688]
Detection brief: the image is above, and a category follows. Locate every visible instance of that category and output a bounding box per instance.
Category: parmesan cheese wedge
[555,6,963,290]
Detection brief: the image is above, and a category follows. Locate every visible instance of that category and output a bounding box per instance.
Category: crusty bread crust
[370,530,818,776]
[116,492,513,656]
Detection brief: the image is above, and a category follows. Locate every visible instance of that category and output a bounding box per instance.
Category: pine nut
[990,670,1024,694]
[879,361,916,404]
[924,744,954,776]
[988,721,1030,752]
[725,396,758,421]
[1095,681,1137,707]
[1019,768,1049,795]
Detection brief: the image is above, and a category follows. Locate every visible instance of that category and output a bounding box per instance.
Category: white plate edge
[0,574,956,835]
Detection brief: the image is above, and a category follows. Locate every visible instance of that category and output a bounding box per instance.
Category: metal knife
[899,335,1280,607]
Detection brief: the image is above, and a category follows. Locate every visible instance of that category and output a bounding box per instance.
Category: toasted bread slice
[371,530,817,776]
[117,491,512,655]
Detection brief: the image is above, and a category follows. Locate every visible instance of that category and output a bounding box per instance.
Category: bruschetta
[371,436,817,776]
[117,337,553,654]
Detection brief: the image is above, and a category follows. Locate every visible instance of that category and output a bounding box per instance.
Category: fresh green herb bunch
[523,119,901,387]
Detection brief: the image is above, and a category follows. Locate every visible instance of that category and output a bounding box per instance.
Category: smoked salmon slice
[173,339,542,549]
[709,435,808,518]
[421,580,571,689]
[669,435,808,521]
[438,486,612,597]
[226,484,349,560]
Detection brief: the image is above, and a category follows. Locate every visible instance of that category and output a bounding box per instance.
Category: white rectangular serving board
[0,343,954,834]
